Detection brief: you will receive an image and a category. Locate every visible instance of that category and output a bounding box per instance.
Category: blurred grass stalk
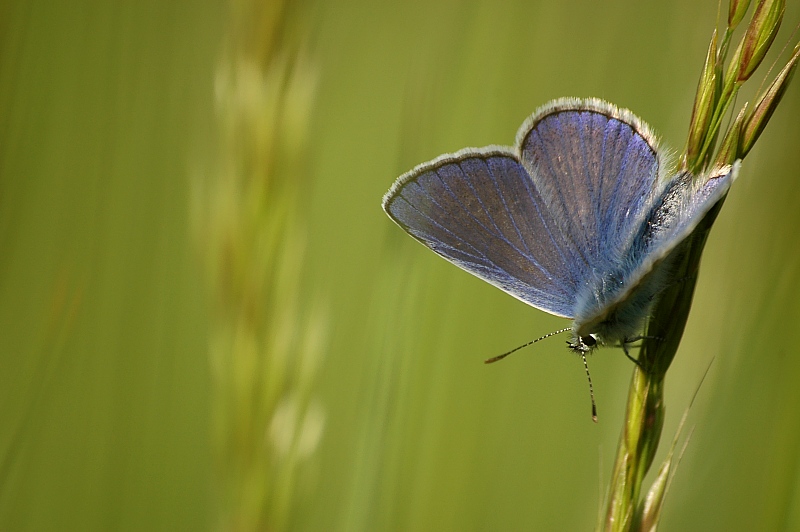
[192,1,325,530]
[603,1,798,530]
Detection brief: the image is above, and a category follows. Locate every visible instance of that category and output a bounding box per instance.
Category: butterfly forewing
[383,149,577,317]
[518,103,665,282]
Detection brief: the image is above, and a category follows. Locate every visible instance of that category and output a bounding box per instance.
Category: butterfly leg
[621,335,667,369]
[621,341,644,368]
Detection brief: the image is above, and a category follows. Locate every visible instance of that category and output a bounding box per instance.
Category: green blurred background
[2,1,800,530]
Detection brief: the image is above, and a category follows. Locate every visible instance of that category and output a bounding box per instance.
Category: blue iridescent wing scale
[383,148,578,317]
[516,99,668,280]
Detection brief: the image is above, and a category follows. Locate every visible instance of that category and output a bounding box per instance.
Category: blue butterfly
[382,98,738,359]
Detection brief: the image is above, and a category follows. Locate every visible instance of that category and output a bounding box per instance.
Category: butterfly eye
[581,335,597,348]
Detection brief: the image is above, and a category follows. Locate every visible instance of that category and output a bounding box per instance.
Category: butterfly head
[568,333,599,354]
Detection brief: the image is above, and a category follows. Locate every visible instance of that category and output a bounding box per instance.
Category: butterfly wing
[382,147,580,317]
[637,165,738,255]
[516,99,670,289]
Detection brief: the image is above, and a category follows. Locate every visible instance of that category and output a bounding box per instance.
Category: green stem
[603,199,726,531]
[604,368,665,532]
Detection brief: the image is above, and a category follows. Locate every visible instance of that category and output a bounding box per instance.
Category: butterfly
[382,98,737,361]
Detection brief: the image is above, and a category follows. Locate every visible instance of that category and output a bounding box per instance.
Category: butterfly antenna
[484,327,571,364]
[582,352,598,423]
